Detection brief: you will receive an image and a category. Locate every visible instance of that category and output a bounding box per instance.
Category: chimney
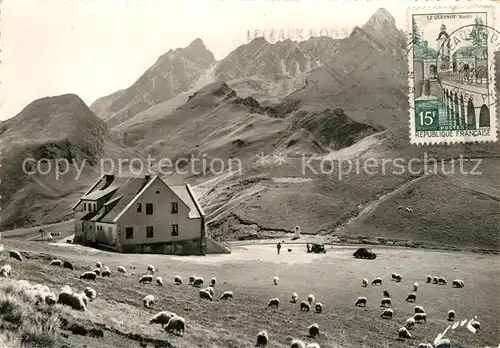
[144,175,151,181]
[102,174,114,189]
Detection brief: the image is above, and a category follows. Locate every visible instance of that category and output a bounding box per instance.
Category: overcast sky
[0,0,417,120]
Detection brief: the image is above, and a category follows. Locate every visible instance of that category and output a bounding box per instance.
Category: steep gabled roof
[170,184,204,219]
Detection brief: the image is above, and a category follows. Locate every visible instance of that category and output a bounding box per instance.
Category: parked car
[308,243,326,254]
[353,248,377,259]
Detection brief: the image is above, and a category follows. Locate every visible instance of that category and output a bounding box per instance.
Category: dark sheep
[9,250,23,261]
[88,328,104,338]
[63,261,74,270]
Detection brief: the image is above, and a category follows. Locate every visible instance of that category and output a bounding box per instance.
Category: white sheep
[45,292,57,305]
[380,308,393,319]
[447,310,455,321]
[92,268,101,276]
[189,275,195,284]
[174,275,183,285]
[291,292,299,303]
[383,290,390,298]
[405,317,416,330]
[355,296,367,307]
[143,295,154,309]
[413,312,427,323]
[398,327,411,339]
[391,273,397,280]
[380,298,392,308]
[57,286,86,311]
[139,275,153,284]
[164,316,185,336]
[426,275,432,283]
[0,264,11,278]
[199,289,213,301]
[434,339,451,348]
[432,276,439,284]
[471,319,480,332]
[452,279,464,288]
[210,277,216,287]
[308,323,319,338]
[220,291,234,300]
[290,339,306,348]
[371,277,382,285]
[84,287,97,300]
[117,266,127,273]
[306,344,320,348]
[438,277,447,285]
[413,282,419,291]
[307,294,315,304]
[315,302,323,313]
[361,278,368,287]
[394,274,402,282]
[79,271,97,281]
[256,330,268,347]
[101,269,111,277]
[9,250,22,261]
[50,259,62,267]
[414,305,425,314]
[205,286,215,296]
[147,264,156,274]
[418,344,433,348]
[156,277,163,286]
[300,301,310,311]
[96,261,102,268]
[193,277,204,288]
[405,293,416,303]
[150,311,177,328]
[267,298,280,308]
[273,276,279,285]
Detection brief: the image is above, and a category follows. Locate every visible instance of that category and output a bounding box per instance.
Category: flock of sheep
[354,272,477,348]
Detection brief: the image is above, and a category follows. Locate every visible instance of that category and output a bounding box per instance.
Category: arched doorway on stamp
[466,98,475,129]
[429,64,437,79]
[479,104,490,127]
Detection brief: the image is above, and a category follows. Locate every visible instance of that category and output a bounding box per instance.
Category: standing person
[277,242,281,254]
[306,243,311,253]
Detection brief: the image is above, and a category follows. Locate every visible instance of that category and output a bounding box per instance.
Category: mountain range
[1,8,499,251]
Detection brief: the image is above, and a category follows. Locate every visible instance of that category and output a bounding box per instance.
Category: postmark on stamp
[407,5,498,145]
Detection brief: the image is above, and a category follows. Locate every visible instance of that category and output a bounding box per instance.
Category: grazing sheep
[84,287,96,300]
[143,295,154,309]
[256,330,268,347]
[405,207,413,212]
[205,286,215,296]
[288,248,292,252]
[308,323,319,338]
[355,296,367,307]
[361,278,368,287]
[413,313,427,323]
[306,344,320,348]
[193,277,204,288]
[414,305,425,314]
[164,316,185,336]
[447,310,455,321]
[220,291,234,300]
[434,339,451,348]
[398,327,412,339]
[63,261,74,270]
[96,261,102,268]
[405,293,416,303]
[452,279,465,288]
[273,276,279,285]
[92,268,101,276]
[0,264,11,278]
[210,277,216,287]
[413,282,419,291]
[371,277,382,285]
[380,308,393,319]
[383,290,390,298]
[150,311,177,328]
[391,273,397,280]
[45,292,57,305]
[432,276,439,284]
[290,340,306,348]
[57,286,86,311]
[405,317,416,330]
[117,266,127,273]
[380,297,392,308]
[267,298,280,308]
[394,274,402,282]
[147,264,156,274]
[174,275,183,285]
[471,319,480,332]
[199,289,213,301]
[9,250,22,261]
[101,269,111,277]
[300,301,310,311]
[80,271,97,281]
[88,329,104,338]
[418,344,433,348]
[307,294,315,304]
[50,259,62,267]
[156,277,163,287]
[139,275,153,284]
[188,275,195,285]
[426,275,432,283]
[438,277,447,285]
[291,292,299,303]
[315,302,323,313]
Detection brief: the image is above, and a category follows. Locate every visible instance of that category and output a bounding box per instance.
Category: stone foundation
[119,238,206,255]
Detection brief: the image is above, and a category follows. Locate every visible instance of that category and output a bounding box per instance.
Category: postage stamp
[407,5,498,145]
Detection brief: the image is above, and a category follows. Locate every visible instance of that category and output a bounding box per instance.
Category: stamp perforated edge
[406,2,498,146]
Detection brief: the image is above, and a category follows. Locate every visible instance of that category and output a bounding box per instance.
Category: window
[136,203,142,212]
[146,203,153,215]
[94,204,97,211]
[171,202,178,214]
[126,227,134,239]
[83,203,87,211]
[146,226,154,238]
[171,224,178,236]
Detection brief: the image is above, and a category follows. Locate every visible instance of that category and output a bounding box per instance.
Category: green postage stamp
[408,4,497,144]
